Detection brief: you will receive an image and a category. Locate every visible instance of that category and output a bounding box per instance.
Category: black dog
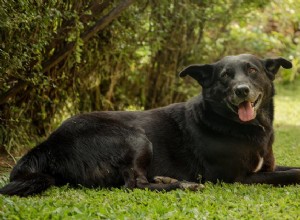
[1,54,300,197]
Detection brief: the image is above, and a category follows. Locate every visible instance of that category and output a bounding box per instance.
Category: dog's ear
[179,64,214,87]
[263,57,293,80]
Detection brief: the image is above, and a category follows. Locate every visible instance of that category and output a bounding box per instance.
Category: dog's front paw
[179,181,205,191]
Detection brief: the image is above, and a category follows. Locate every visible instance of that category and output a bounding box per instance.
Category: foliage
[209,0,300,82]
[0,0,300,152]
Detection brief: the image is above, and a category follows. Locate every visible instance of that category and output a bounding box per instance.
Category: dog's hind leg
[135,170,183,191]
[135,173,204,191]
[123,134,203,191]
[152,176,204,191]
[121,134,180,191]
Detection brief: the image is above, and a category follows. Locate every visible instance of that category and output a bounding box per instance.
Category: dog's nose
[234,85,250,98]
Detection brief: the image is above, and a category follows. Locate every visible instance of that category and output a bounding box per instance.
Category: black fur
[1,54,300,197]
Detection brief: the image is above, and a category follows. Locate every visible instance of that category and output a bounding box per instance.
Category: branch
[0,81,29,105]
[45,1,111,55]
[42,0,135,73]
[0,0,135,106]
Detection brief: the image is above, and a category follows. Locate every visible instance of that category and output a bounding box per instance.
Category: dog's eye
[248,67,258,74]
[221,71,229,78]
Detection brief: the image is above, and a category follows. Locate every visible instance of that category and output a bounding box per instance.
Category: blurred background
[0,0,300,154]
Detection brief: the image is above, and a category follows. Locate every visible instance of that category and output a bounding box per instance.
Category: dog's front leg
[275,166,300,171]
[239,169,300,186]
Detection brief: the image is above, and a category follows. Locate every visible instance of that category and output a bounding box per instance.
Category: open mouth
[250,94,261,108]
[227,94,262,122]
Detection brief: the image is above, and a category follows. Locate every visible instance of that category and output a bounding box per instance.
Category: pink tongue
[238,101,255,122]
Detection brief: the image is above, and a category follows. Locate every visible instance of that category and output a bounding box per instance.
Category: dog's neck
[186,95,274,143]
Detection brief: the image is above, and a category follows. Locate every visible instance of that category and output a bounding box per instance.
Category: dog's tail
[0,172,55,197]
[0,144,55,197]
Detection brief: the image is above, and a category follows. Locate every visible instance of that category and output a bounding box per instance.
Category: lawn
[1,79,300,219]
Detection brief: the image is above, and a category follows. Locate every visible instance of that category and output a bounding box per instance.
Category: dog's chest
[199,135,266,171]
[253,156,264,173]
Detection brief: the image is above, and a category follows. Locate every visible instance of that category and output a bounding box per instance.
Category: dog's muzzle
[227,85,262,122]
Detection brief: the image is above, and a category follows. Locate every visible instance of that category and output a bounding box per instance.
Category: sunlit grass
[273,79,300,167]
[274,80,300,127]
[1,79,300,219]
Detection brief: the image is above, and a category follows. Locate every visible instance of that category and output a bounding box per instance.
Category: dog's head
[180,54,292,123]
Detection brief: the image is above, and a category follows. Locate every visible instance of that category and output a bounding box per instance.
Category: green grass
[1,79,300,219]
